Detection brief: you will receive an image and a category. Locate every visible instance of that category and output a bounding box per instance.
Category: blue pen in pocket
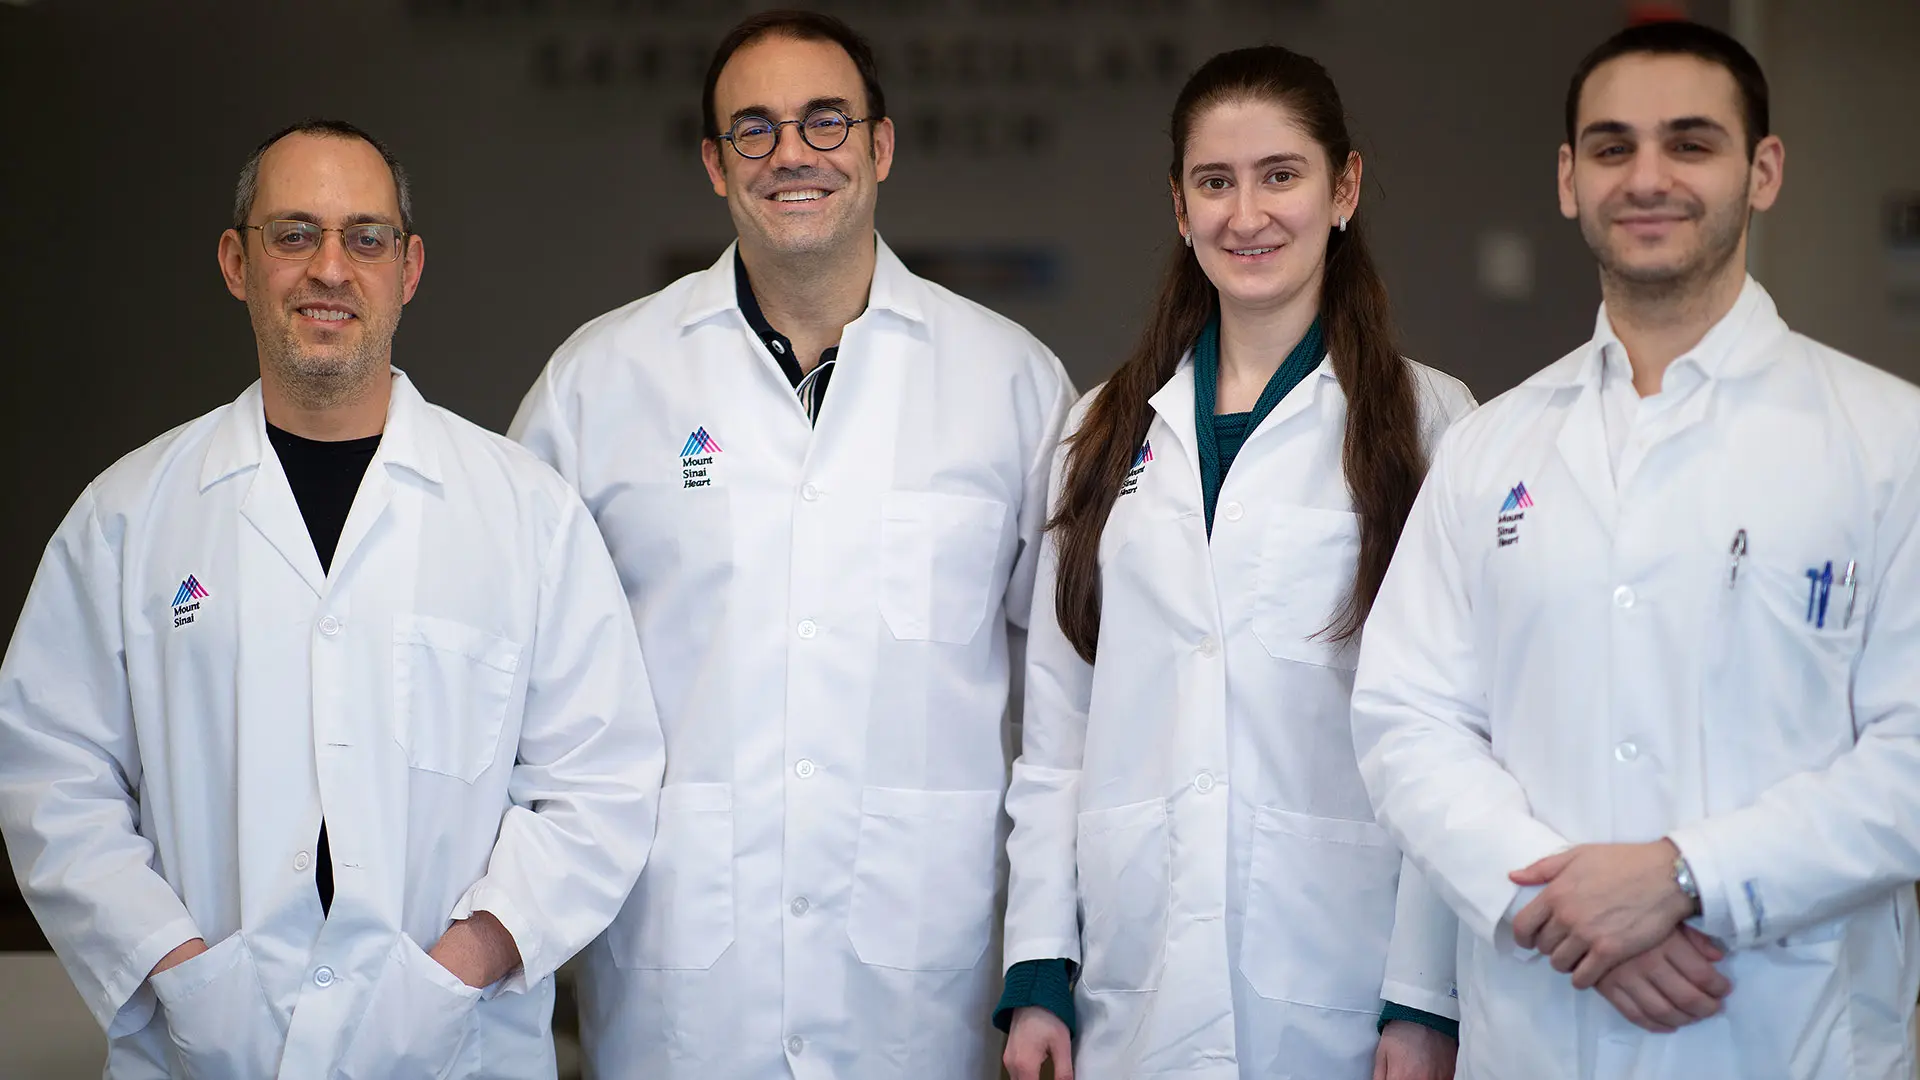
[1806,568,1820,622]
[1816,561,1834,629]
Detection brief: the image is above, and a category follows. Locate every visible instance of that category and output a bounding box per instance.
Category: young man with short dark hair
[1354,21,1920,1079]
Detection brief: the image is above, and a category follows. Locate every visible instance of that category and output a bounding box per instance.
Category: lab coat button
[313,966,334,988]
[801,483,820,502]
[318,615,341,636]
[293,851,311,872]
[1198,636,1219,658]
[790,896,810,916]
[795,759,816,779]
[797,619,817,640]
[1222,502,1244,522]
[1612,586,1636,609]
[1193,772,1215,793]
[1615,741,1640,762]
[786,1035,805,1055]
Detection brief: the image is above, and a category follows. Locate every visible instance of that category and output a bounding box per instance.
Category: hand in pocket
[334,935,482,1080]
[148,933,283,1079]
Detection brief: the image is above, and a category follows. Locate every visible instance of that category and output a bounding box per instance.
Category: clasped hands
[1508,839,1731,1033]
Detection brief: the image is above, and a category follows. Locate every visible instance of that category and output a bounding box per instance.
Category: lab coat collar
[674,234,928,330]
[1248,353,1339,444]
[1148,348,1339,476]
[1148,352,1203,491]
[1524,275,1788,390]
[199,368,444,491]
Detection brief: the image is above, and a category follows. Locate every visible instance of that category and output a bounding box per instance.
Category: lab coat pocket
[334,934,482,1080]
[1706,560,1864,808]
[879,491,1010,645]
[1076,798,1170,994]
[1240,807,1399,1012]
[1252,507,1362,669]
[150,933,282,1079]
[848,786,1003,970]
[1724,931,1851,1077]
[609,782,736,970]
[392,614,522,782]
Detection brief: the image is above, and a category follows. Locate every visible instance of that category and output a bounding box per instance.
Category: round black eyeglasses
[719,107,870,159]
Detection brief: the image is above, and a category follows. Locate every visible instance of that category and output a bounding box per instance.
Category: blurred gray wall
[3,0,1916,940]
[1756,0,1920,367]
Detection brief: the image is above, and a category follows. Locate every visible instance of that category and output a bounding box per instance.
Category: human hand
[1004,1006,1073,1080]
[1372,1019,1457,1080]
[148,937,208,980]
[425,911,521,989]
[1509,840,1695,988]
[1595,924,1731,1033]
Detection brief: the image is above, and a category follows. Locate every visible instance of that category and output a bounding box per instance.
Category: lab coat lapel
[1147,354,1204,503]
[1553,376,1618,530]
[1248,356,1336,446]
[328,373,443,588]
[807,239,923,484]
[205,385,327,598]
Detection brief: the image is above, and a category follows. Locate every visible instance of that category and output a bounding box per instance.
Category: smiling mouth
[1615,212,1693,228]
[770,189,830,203]
[1229,246,1278,256]
[296,307,356,323]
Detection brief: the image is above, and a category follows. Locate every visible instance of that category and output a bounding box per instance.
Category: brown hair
[701,10,887,140]
[1566,20,1768,159]
[1049,46,1427,664]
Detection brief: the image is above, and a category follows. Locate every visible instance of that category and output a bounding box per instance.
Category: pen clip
[1842,559,1859,629]
[1727,529,1747,589]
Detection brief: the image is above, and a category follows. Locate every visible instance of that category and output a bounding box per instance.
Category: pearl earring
[1337,215,1348,232]
[1183,232,1192,248]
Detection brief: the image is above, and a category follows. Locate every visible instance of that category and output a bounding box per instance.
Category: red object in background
[1627,2,1691,25]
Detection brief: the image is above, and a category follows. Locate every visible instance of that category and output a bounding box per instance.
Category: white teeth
[299,308,354,321]
[1232,247,1276,256]
[773,189,827,202]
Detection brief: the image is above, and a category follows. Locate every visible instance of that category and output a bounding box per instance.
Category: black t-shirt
[265,422,382,915]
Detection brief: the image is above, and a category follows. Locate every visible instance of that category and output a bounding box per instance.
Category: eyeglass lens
[262,220,402,263]
[730,109,853,158]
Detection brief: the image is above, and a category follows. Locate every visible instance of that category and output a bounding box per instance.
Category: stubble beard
[1585,188,1750,305]
[251,287,399,413]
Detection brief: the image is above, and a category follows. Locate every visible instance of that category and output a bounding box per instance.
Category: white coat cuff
[99,915,201,1034]
[1003,936,1082,972]
[450,885,538,997]
[1380,979,1460,1023]
[1493,884,1547,961]
[1666,826,1742,944]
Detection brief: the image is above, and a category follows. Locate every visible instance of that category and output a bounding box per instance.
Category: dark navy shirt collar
[734,248,841,390]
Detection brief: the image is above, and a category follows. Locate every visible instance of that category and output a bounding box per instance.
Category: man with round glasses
[0,119,666,1076]
[511,9,1074,1080]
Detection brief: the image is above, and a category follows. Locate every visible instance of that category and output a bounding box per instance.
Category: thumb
[1509,848,1576,885]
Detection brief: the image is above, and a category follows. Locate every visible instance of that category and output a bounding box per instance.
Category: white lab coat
[509,239,1075,1080]
[1352,279,1920,1080]
[1002,351,1475,1078]
[0,372,666,1079]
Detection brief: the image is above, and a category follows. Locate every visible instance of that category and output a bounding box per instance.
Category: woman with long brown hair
[996,47,1475,1079]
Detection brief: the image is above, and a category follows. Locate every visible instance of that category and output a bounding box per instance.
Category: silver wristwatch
[1673,853,1701,913]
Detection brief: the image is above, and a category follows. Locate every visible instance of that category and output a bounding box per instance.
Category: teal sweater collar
[1192,312,1326,534]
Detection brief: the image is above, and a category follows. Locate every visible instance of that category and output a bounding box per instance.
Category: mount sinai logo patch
[170,574,210,628]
